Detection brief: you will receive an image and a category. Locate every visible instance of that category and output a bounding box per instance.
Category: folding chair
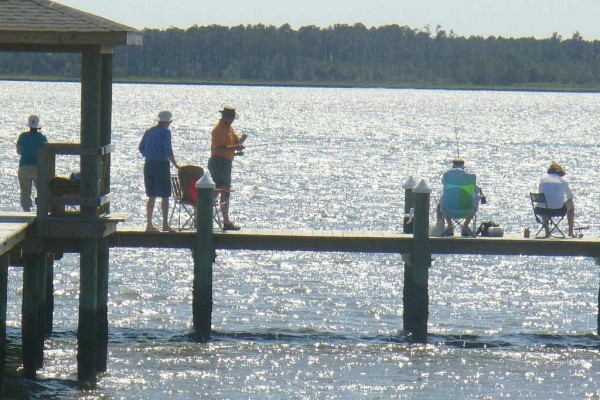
[440,171,479,237]
[169,173,196,230]
[168,165,225,230]
[529,192,566,238]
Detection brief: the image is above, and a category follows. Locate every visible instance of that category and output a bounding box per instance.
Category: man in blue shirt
[16,114,48,211]
[139,110,180,231]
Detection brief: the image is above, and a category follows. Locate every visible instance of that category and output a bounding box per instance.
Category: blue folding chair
[440,171,479,237]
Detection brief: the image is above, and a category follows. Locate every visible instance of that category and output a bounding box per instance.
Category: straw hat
[219,106,236,118]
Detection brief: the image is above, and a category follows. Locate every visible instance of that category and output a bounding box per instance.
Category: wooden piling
[35,253,47,369]
[402,176,417,334]
[78,241,98,382]
[77,48,102,383]
[22,252,42,379]
[96,239,109,372]
[402,176,416,234]
[99,52,113,215]
[193,175,215,341]
[402,254,416,334]
[44,254,54,336]
[410,180,432,343]
[0,254,8,395]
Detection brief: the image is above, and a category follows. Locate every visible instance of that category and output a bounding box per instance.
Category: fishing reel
[235,150,244,156]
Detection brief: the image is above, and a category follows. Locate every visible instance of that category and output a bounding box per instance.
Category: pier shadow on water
[2,326,598,398]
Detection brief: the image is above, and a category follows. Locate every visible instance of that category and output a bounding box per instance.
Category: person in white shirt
[538,162,575,237]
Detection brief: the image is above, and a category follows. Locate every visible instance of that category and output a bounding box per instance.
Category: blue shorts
[208,156,232,188]
[144,160,171,197]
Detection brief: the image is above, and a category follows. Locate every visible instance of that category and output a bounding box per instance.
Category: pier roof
[0,0,142,51]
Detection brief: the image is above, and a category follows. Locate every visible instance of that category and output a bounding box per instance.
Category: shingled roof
[0,0,142,49]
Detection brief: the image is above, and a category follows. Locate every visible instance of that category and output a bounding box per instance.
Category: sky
[58,0,600,40]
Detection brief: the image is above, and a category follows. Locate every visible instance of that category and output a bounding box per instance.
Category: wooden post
[99,52,113,215]
[96,239,109,372]
[22,252,43,379]
[193,174,215,341]
[402,176,417,334]
[45,253,54,336]
[78,47,102,383]
[0,254,8,395]
[78,241,98,382]
[410,179,432,343]
[35,252,48,369]
[402,253,415,334]
[402,176,416,234]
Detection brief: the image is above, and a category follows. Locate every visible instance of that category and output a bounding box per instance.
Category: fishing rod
[454,126,460,158]
[242,141,286,148]
[228,141,287,156]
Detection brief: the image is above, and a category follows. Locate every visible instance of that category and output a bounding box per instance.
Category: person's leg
[219,187,232,225]
[209,157,238,229]
[161,197,170,230]
[18,166,35,212]
[444,216,453,229]
[542,215,551,236]
[565,199,575,236]
[146,197,156,230]
[463,215,473,229]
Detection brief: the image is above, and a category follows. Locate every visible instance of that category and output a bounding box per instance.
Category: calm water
[0,81,598,399]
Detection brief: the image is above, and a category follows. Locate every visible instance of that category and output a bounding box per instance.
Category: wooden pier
[1,1,599,394]
[1,183,600,391]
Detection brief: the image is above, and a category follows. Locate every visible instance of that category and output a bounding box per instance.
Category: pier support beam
[96,239,109,372]
[409,180,432,343]
[44,254,54,336]
[0,254,8,395]
[193,175,215,341]
[77,47,102,384]
[402,176,417,334]
[78,241,98,382]
[22,251,45,378]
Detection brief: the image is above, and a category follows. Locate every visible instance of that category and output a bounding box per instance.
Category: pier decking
[106,227,600,257]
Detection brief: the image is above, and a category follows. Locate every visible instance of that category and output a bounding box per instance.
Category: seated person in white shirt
[537,162,575,237]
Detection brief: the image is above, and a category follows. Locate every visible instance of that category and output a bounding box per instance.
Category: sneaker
[442,227,454,237]
[461,227,474,237]
[223,222,241,231]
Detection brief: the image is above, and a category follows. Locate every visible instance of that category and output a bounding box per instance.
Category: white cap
[195,173,215,189]
[156,110,173,123]
[27,114,43,128]
[412,179,432,193]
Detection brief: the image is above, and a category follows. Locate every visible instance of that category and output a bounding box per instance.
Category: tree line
[1,24,600,88]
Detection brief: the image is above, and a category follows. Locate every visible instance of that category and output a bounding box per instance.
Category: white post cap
[412,179,432,193]
[195,173,215,189]
[402,176,417,189]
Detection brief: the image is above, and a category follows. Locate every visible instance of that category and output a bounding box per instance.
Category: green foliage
[2,24,600,88]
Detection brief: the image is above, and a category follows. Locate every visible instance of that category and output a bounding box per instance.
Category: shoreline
[2,75,600,93]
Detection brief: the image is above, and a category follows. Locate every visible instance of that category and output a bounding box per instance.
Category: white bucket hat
[27,114,43,129]
[156,110,173,123]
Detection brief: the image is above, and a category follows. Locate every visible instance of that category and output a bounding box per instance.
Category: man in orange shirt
[208,106,247,230]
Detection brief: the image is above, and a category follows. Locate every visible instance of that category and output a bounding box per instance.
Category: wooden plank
[0,32,142,47]
[110,227,600,257]
[46,143,114,156]
[49,192,113,207]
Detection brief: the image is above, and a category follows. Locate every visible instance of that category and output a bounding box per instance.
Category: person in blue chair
[439,158,485,237]
[538,162,575,237]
